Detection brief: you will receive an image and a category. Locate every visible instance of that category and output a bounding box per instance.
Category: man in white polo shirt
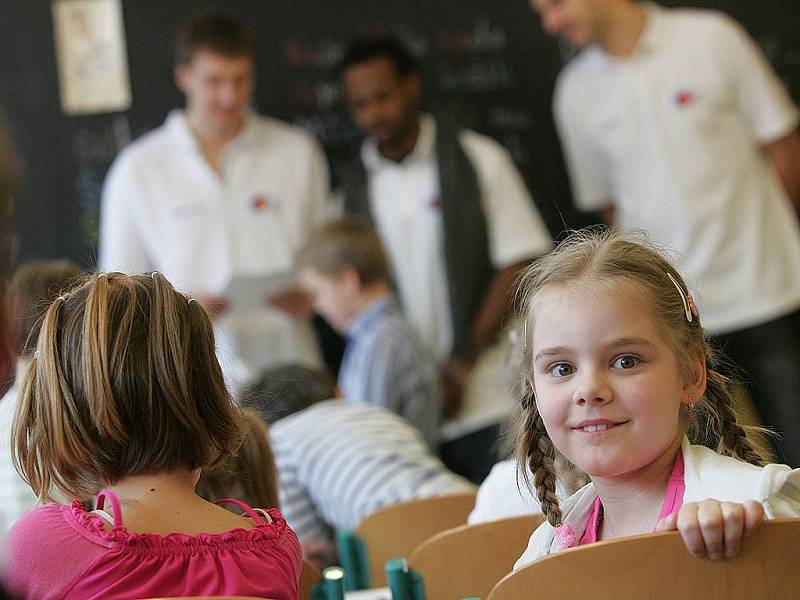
[100,13,329,386]
[339,37,553,481]
[533,0,800,463]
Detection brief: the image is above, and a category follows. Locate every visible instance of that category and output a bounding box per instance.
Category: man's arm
[763,127,800,209]
[98,159,152,273]
[442,259,530,418]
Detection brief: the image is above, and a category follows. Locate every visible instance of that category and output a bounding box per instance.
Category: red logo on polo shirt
[675,90,696,108]
[430,195,443,210]
[251,195,274,211]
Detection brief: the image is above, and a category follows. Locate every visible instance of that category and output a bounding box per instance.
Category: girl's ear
[683,350,707,405]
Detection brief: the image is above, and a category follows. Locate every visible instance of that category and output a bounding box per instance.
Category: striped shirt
[338,297,441,448]
[270,400,474,542]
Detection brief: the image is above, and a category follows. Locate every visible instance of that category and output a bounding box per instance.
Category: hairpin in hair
[97,273,108,280]
[188,298,198,305]
[666,272,699,323]
[151,271,159,280]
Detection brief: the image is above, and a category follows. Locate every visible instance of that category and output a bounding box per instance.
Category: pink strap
[214,498,267,525]
[658,449,686,520]
[579,449,685,546]
[96,489,124,528]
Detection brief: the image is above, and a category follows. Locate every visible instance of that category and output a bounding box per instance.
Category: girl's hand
[655,499,764,559]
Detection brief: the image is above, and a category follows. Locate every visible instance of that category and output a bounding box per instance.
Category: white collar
[360,113,436,172]
[165,109,260,154]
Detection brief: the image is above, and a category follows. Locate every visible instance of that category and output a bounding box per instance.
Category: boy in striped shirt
[241,365,474,569]
[297,217,441,448]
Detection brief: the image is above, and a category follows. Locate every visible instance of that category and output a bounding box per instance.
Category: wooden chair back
[489,518,800,600]
[357,491,478,587]
[299,559,322,600]
[407,514,544,600]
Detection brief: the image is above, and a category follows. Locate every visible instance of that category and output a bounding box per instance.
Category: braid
[517,403,562,527]
[700,346,769,467]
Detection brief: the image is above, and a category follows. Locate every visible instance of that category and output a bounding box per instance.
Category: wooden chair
[401,514,544,600]
[488,518,800,600]
[337,491,477,589]
[299,560,322,600]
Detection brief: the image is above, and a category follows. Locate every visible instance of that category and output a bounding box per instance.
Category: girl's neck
[104,470,255,536]
[592,435,682,540]
[109,470,200,506]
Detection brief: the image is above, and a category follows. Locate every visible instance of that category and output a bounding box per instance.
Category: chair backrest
[488,518,800,600]
[407,514,544,600]
[299,560,322,600]
[357,491,478,587]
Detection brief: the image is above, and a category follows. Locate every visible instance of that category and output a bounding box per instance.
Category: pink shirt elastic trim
[579,449,685,545]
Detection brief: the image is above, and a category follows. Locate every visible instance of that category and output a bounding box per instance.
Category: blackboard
[1,0,798,267]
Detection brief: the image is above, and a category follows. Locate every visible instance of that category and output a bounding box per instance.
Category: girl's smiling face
[529,281,703,479]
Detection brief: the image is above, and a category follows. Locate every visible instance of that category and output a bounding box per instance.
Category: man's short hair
[6,260,83,357]
[339,35,418,78]
[297,217,391,286]
[240,365,337,425]
[175,11,256,65]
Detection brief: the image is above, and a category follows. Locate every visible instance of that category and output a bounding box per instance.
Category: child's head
[196,408,279,509]
[240,364,338,425]
[13,271,245,501]
[515,229,767,526]
[297,217,391,332]
[6,260,83,358]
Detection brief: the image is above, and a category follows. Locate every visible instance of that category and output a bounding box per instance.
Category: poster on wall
[52,0,132,115]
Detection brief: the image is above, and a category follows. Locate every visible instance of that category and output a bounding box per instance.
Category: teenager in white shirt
[533,0,800,464]
[100,13,330,387]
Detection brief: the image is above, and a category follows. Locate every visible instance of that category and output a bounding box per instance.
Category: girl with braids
[513,230,800,568]
[4,272,301,600]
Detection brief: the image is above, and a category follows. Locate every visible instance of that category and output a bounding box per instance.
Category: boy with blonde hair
[298,218,441,447]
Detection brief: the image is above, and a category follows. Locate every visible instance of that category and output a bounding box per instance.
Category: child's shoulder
[683,441,800,517]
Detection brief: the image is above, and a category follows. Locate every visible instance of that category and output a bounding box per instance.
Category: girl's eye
[613,354,640,369]
[550,363,575,377]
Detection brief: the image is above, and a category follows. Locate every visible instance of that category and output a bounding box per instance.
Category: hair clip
[97,273,108,280]
[666,272,697,323]
[151,271,159,280]
[188,298,198,305]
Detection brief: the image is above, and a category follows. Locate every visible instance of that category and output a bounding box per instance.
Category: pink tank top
[5,489,302,600]
[579,449,686,545]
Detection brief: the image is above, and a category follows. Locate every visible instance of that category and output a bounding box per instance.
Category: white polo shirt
[100,110,329,384]
[362,115,552,435]
[555,4,800,334]
[362,114,552,361]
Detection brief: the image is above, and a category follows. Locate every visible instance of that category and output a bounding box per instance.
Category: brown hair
[12,272,245,502]
[6,260,83,357]
[514,229,769,527]
[175,12,256,66]
[196,409,279,509]
[297,217,391,287]
[240,364,338,425]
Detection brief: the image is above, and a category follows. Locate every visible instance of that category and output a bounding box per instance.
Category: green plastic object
[311,566,347,600]
[386,557,426,600]
[335,529,370,590]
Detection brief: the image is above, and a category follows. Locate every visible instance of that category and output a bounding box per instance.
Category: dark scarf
[342,116,493,359]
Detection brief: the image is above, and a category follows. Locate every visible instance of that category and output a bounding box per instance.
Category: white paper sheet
[223,272,297,312]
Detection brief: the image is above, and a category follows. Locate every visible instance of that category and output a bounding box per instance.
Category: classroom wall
[0,0,797,268]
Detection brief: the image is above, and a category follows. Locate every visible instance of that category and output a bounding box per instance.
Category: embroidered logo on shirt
[252,195,277,211]
[430,195,443,210]
[675,90,697,108]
